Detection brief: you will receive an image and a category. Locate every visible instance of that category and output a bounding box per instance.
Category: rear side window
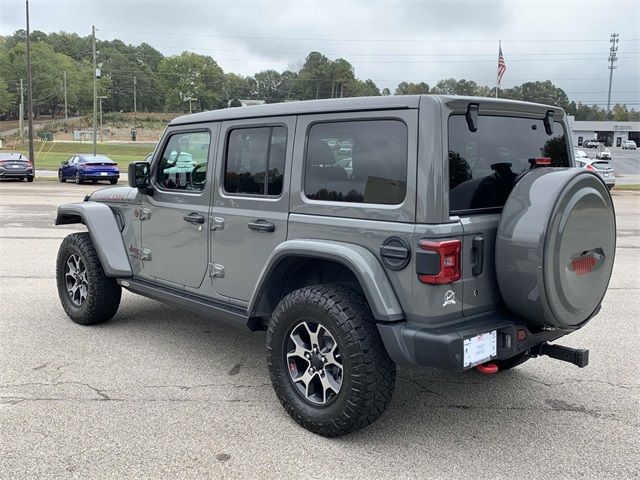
[224,126,287,196]
[448,115,569,213]
[304,120,407,205]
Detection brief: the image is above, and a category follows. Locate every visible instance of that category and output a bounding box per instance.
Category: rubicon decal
[568,248,605,276]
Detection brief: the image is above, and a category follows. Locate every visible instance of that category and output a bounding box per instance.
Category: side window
[304,120,408,205]
[224,126,287,196]
[157,131,211,192]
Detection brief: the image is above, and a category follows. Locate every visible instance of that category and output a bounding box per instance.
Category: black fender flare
[248,239,404,322]
[55,202,133,277]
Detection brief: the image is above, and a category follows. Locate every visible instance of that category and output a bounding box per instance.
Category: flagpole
[495,40,500,98]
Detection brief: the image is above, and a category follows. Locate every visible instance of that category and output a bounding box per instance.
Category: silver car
[576,158,615,189]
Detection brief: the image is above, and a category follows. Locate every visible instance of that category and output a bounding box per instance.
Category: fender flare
[248,239,404,322]
[55,202,133,277]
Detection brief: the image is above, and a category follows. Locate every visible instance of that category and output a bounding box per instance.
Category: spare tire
[496,168,616,331]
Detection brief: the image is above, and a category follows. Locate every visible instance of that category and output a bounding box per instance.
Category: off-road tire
[267,284,396,437]
[56,232,121,325]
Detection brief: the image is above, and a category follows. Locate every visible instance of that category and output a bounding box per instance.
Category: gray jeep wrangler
[55,95,616,437]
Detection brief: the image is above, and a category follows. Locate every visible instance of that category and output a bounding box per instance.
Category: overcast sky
[1,0,639,105]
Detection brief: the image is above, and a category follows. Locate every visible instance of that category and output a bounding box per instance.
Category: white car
[596,149,612,160]
[574,149,588,160]
[621,140,637,150]
[576,158,615,190]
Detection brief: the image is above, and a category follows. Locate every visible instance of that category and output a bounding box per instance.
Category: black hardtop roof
[170,95,564,126]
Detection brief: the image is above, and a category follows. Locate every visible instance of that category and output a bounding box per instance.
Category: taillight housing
[417,239,461,285]
[585,163,596,171]
[26,161,33,167]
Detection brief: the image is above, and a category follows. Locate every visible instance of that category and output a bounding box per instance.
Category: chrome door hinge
[209,263,225,278]
[141,248,152,261]
[137,208,152,221]
[209,216,225,231]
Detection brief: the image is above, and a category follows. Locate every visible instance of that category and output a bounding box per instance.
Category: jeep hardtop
[55,95,616,437]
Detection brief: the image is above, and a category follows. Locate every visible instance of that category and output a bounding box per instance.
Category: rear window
[448,115,569,213]
[304,120,407,205]
[593,161,610,168]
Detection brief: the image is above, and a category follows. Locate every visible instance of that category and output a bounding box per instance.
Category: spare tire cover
[496,168,616,330]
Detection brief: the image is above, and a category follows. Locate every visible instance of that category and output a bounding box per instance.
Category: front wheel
[58,170,66,182]
[56,232,121,325]
[266,284,396,437]
[75,172,82,184]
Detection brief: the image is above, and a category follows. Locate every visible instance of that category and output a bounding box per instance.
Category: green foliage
[0,30,636,122]
[395,82,429,95]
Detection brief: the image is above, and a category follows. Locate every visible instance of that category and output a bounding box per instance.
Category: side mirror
[128,161,151,191]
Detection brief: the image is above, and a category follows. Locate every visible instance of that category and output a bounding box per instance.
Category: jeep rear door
[445,104,571,316]
[209,116,295,303]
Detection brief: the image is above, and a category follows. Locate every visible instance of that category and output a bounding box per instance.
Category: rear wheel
[109,179,118,185]
[56,233,121,325]
[27,176,34,183]
[266,284,396,437]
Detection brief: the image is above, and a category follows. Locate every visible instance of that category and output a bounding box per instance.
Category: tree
[158,52,225,112]
[395,81,429,95]
[612,103,630,121]
[382,87,391,96]
[501,81,570,111]
[0,76,14,115]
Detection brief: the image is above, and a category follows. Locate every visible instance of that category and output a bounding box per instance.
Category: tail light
[534,157,552,166]
[26,161,33,167]
[585,164,596,171]
[417,239,461,285]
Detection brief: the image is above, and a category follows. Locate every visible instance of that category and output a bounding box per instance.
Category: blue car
[58,154,119,185]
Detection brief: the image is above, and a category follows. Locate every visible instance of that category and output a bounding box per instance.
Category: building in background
[568,116,640,147]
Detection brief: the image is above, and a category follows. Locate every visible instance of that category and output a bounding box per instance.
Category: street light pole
[25,0,35,168]
[92,25,97,155]
[606,33,619,113]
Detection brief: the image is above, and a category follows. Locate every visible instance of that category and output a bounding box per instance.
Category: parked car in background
[595,149,612,160]
[0,152,34,182]
[584,139,601,148]
[574,148,588,160]
[58,154,119,184]
[576,157,615,189]
[621,140,637,150]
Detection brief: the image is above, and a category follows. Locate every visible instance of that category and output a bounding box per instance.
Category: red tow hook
[476,363,499,375]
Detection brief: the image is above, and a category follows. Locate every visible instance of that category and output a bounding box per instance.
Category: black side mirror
[128,161,151,192]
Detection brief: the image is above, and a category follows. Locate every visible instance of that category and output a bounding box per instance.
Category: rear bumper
[0,168,33,178]
[80,173,119,180]
[378,311,568,372]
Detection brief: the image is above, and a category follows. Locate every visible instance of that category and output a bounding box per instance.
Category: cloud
[1,0,638,105]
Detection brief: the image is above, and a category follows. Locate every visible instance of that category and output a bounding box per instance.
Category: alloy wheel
[64,254,89,306]
[285,321,343,405]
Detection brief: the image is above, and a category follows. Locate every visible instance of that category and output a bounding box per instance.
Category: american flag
[497,42,506,86]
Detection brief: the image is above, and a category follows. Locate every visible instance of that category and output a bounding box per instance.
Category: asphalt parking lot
[0,180,638,479]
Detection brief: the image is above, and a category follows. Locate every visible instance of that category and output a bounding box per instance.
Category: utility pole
[25,0,35,168]
[133,75,137,116]
[63,71,68,121]
[606,33,619,113]
[92,25,97,155]
[184,96,197,114]
[18,79,24,143]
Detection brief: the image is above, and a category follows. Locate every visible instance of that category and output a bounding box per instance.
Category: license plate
[11,165,22,169]
[100,172,108,176]
[463,330,497,368]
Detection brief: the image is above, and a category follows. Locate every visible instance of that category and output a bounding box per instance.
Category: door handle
[183,212,205,224]
[248,219,275,232]
[472,236,485,276]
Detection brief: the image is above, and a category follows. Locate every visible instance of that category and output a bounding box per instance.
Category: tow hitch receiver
[534,343,589,368]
